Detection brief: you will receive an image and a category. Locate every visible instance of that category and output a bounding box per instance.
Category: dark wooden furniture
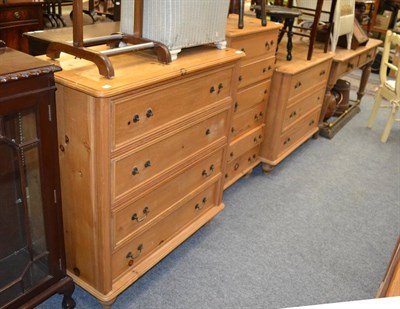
[0,1,44,53]
[0,43,75,309]
[319,38,382,138]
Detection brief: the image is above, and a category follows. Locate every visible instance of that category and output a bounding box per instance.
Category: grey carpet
[37,71,400,309]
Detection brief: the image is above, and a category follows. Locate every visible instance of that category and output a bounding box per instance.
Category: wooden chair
[367,30,400,143]
[230,0,266,29]
[289,0,337,60]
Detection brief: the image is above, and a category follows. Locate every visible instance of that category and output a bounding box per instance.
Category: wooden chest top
[39,46,244,98]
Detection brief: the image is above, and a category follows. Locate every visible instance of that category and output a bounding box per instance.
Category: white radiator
[121,0,230,60]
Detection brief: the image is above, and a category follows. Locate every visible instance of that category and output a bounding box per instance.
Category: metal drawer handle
[202,164,215,177]
[294,81,302,89]
[241,47,246,52]
[320,70,326,76]
[146,109,153,118]
[309,120,315,126]
[234,102,239,112]
[126,244,143,266]
[367,54,372,59]
[234,163,240,171]
[14,11,21,19]
[238,75,243,82]
[265,41,270,49]
[210,86,215,93]
[218,83,224,93]
[283,137,291,145]
[132,114,140,123]
[144,160,151,168]
[131,207,150,222]
[132,167,139,176]
[347,63,354,69]
[205,128,211,135]
[195,197,207,210]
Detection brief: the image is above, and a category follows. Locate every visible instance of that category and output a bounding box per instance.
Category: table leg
[286,17,294,61]
[357,61,372,102]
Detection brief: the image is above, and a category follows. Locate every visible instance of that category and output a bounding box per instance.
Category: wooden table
[319,38,382,138]
[24,21,120,55]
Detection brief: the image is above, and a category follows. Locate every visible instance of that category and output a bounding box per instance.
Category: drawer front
[227,126,263,163]
[112,67,233,149]
[112,148,223,247]
[283,87,325,132]
[229,31,277,59]
[335,56,359,77]
[288,61,330,99]
[112,183,219,280]
[231,103,265,139]
[224,146,260,185]
[234,80,270,115]
[358,49,376,67]
[238,57,275,89]
[278,107,320,155]
[112,111,228,201]
[0,6,42,24]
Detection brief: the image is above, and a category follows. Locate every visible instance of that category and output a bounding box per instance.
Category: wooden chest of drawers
[259,40,333,172]
[46,46,242,306]
[224,16,281,188]
[0,2,44,53]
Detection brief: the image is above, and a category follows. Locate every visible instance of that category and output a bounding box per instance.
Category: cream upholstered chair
[367,30,400,143]
[330,0,355,52]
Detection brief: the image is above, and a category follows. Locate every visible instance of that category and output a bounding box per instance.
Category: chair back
[380,30,400,99]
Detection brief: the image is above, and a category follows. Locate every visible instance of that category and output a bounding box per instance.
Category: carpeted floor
[37,70,399,309]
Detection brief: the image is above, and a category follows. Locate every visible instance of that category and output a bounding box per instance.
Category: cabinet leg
[262,163,274,174]
[100,298,117,309]
[60,277,76,309]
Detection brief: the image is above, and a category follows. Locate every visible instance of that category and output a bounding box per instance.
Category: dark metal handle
[294,81,302,89]
[347,63,354,69]
[126,244,143,266]
[202,164,215,177]
[14,11,20,19]
[131,207,150,222]
[132,167,139,175]
[320,70,326,76]
[309,120,315,126]
[210,86,215,93]
[234,102,238,112]
[146,109,153,118]
[144,160,151,168]
[195,197,207,210]
[218,83,223,93]
[133,114,140,123]
[238,75,243,82]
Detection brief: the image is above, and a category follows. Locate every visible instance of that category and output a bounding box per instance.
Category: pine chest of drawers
[224,16,281,188]
[46,46,242,306]
[259,41,333,172]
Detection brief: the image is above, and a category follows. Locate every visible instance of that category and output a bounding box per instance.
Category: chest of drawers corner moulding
[45,46,243,306]
[259,41,334,173]
[224,15,281,188]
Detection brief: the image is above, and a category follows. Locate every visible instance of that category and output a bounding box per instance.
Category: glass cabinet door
[0,107,49,307]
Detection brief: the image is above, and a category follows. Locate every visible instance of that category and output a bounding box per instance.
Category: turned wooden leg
[59,277,76,309]
[262,163,274,174]
[285,18,294,61]
[100,298,117,309]
[357,62,372,102]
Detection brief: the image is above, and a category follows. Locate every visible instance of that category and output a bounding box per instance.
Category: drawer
[288,61,330,99]
[112,110,228,201]
[112,148,223,247]
[224,146,260,185]
[237,57,275,89]
[228,30,277,59]
[358,49,376,67]
[112,67,233,149]
[0,6,42,24]
[112,182,219,280]
[234,80,270,115]
[283,87,325,132]
[335,55,359,77]
[231,103,265,139]
[227,126,263,163]
[278,107,320,155]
